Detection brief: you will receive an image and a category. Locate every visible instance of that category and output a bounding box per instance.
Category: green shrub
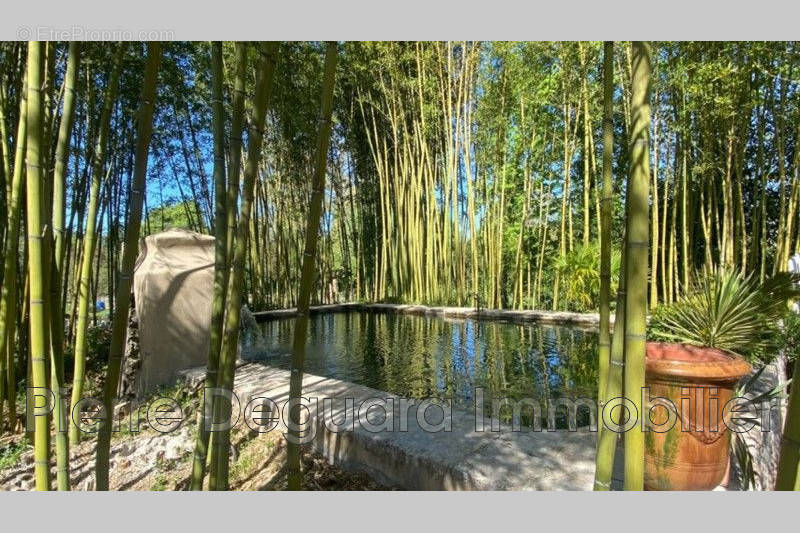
[648,268,800,364]
[63,322,113,380]
[777,310,800,363]
[0,438,30,470]
[554,243,621,312]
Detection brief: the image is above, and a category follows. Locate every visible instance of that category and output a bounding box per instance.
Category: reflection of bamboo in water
[371,312,390,389]
[493,325,508,395]
[554,327,564,374]
[538,328,551,427]
[422,318,435,398]
[564,328,576,388]
[260,315,598,418]
[517,324,527,378]
[405,316,418,397]
[442,321,456,398]
[340,312,354,368]
[392,314,404,389]
[473,320,488,395]
[482,322,493,391]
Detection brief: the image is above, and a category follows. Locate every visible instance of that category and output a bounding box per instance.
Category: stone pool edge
[178,362,601,490]
[252,302,612,328]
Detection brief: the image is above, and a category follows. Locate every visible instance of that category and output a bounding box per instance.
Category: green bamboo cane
[286,41,339,491]
[52,43,80,279]
[205,41,247,490]
[0,275,5,431]
[0,83,12,209]
[225,42,247,263]
[209,41,278,491]
[623,41,652,491]
[190,41,228,491]
[597,41,614,414]
[0,70,26,432]
[593,172,631,490]
[593,89,634,488]
[24,40,50,491]
[593,248,627,490]
[776,338,800,490]
[49,41,80,490]
[68,42,127,447]
[593,39,615,488]
[0,87,7,271]
[94,43,162,491]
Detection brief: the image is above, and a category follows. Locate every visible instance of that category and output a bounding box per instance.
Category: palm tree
[622,41,652,491]
[286,41,339,491]
[94,42,162,491]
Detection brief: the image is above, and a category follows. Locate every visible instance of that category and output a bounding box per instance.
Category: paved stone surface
[198,362,600,490]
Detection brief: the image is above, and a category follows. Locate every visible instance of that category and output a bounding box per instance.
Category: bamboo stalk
[579,42,591,248]
[776,341,800,490]
[24,40,50,491]
[594,42,630,491]
[94,43,162,491]
[286,41,338,491]
[622,41,652,491]
[210,42,278,491]
[593,236,628,490]
[0,68,27,432]
[650,99,659,306]
[225,42,247,262]
[191,41,228,491]
[49,41,80,491]
[597,41,614,417]
[68,43,127,446]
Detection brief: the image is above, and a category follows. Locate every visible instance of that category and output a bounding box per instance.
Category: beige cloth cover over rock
[133,229,214,397]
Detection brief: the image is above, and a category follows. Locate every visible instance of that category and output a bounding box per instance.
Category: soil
[1,321,390,491]
[0,402,391,491]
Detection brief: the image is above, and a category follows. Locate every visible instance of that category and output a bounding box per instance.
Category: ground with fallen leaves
[0,396,390,491]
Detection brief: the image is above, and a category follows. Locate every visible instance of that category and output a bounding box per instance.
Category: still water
[242,311,599,412]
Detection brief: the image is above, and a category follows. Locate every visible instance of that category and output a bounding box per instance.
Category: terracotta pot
[643,342,751,491]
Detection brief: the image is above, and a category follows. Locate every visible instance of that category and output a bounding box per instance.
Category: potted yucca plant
[646,268,799,490]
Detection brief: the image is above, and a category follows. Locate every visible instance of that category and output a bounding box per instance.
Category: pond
[241,311,599,424]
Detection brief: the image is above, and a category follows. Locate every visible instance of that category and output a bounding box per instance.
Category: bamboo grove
[0,41,799,490]
[247,41,800,312]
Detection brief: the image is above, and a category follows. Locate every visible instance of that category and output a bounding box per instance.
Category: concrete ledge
[197,362,598,490]
[251,303,361,320]
[253,303,609,328]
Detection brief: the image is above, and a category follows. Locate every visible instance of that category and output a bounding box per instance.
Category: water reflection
[242,312,598,421]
